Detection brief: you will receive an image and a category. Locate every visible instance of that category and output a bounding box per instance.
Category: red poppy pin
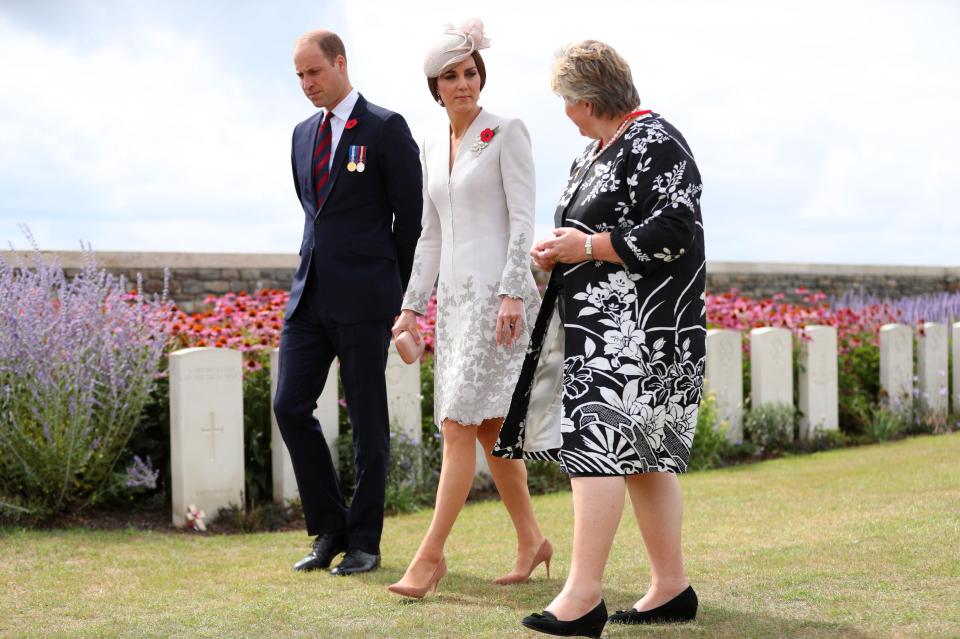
[345,118,358,129]
[471,126,500,154]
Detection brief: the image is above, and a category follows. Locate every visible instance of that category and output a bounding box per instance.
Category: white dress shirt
[324,88,360,170]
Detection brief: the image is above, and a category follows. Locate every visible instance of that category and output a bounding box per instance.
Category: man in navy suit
[273,29,422,576]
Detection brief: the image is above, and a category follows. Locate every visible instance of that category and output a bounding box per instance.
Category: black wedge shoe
[609,585,698,624]
[521,599,607,638]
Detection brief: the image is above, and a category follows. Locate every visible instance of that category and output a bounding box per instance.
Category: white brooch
[470,126,500,154]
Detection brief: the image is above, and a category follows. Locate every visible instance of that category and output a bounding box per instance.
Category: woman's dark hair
[427,51,486,106]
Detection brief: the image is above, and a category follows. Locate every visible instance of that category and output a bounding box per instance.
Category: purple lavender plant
[834,289,960,326]
[125,455,160,490]
[0,227,170,520]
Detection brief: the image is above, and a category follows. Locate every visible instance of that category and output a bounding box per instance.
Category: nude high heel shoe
[494,538,553,585]
[387,557,447,599]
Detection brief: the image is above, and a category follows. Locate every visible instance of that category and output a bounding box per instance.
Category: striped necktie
[312,111,333,211]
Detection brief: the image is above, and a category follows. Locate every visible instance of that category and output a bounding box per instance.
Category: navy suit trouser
[273,273,391,555]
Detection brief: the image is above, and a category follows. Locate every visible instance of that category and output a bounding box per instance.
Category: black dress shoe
[521,599,606,638]
[609,585,698,624]
[292,533,348,572]
[330,549,381,576]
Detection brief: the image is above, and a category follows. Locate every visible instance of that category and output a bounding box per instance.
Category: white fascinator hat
[423,18,491,78]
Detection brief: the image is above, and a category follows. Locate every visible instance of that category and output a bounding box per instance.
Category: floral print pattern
[402,112,540,427]
[494,113,706,475]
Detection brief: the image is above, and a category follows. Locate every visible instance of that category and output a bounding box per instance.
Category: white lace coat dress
[402,110,540,428]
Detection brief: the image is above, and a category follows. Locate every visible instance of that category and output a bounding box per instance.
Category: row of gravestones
[705,322,958,444]
[167,322,958,528]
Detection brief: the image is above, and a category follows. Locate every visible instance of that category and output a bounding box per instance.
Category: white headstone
[797,325,839,439]
[269,349,340,504]
[705,329,744,442]
[268,349,295,503]
[312,359,340,470]
[879,324,913,411]
[750,327,793,408]
[953,322,960,415]
[917,322,948,418]
[169,347,245,527]
[475,441,492,478]
[385,348,422,442]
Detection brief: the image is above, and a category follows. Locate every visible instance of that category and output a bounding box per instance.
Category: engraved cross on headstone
[200,412,224,460]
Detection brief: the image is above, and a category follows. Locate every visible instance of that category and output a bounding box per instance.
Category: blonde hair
[550,40,640,119]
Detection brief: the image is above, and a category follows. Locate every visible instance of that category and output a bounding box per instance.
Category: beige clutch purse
[394,330,425,364]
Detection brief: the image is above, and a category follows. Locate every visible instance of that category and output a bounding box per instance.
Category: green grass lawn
[2,433,959,639]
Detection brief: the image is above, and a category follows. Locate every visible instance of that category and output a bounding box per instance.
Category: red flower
[345,118,358,129]
[480,128,495,143]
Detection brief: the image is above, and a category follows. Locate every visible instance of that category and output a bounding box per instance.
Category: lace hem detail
[434,410,508,429]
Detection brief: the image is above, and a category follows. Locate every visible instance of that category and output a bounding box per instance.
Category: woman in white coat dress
[387,20,551,599]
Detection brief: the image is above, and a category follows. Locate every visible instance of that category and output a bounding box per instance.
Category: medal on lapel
[356,146,367,173]
[347,145,358,172]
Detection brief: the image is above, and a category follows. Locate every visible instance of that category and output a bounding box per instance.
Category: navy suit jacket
[286,94,422,323]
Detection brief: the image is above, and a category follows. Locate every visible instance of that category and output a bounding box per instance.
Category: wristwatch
[584,234,593,260]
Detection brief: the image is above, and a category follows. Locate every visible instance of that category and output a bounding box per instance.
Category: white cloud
[0,15,305,250]
[1,1,958,265]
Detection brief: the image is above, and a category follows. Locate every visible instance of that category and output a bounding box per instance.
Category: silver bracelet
[584,234,593,260]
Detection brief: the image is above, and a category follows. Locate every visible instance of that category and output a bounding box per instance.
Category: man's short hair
[296,30,347,65]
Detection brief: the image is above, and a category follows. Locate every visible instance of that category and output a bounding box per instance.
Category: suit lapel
[315,94,368,218]
[292,110,323,209]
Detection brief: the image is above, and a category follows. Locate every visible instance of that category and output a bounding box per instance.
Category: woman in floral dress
[494,41,706,637]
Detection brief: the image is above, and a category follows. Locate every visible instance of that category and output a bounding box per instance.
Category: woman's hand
[391,309,422,344]
[534,228,589,265]
[530,239,557,271]
[496,296,524,348]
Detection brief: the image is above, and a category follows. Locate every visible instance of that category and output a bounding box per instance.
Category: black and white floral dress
[493,113,706,476]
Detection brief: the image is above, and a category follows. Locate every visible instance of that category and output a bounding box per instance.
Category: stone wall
[4,251,298,312]
[705,262,960,300]
[4,250,958,312]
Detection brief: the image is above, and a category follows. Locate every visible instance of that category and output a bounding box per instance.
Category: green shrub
[864,405,909,442]
[122,374,171,501]
[242,366,273,507]
[526,460,570,494]
[688,391,735,471]
[337,423,440,515]
[838,340,881,435]
[744,402,796,455]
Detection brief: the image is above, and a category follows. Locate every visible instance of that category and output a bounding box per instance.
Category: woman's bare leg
[544,476,624,620]
[392,419,477,587]
[477,418,547,577]
[625,472,689,610]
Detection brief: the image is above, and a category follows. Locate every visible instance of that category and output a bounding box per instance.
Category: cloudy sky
[1,0,957,265]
